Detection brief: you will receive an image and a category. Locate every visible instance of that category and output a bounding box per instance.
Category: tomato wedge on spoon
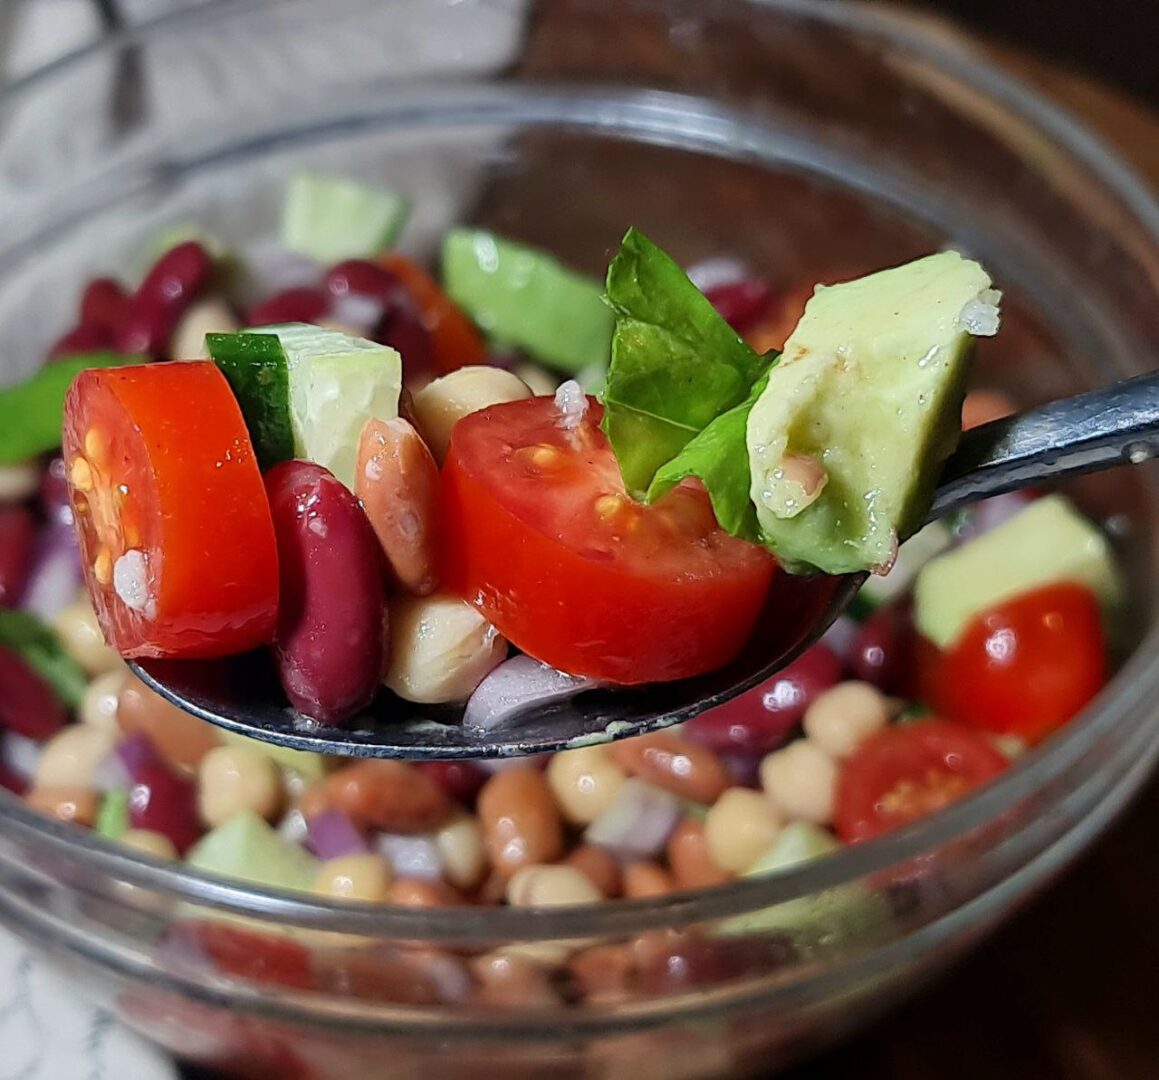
[440,395,776,683]
[63,361,279,658]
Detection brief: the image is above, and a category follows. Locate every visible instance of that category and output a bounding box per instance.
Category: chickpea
[169,298,240,360]
[0,461,40,502]
[803,681,889,759]
[505,864,603,907]
[36,725,116,790]
[546,745,626,826]
[78,668,127,732]
[25,786,100,827]
[704,788,783,874]
[384,593,507,704]
[120,829,179,860]
[52,598,121,676]
[478,768,564,877]
[512,362,560,397]
[666,818,731,890]
[760,740,838,826]
[434,813,488,891]
[411,366,532,462]
[312,854,393,903]
[622,862,674,900]
[197,744,283,828]
[609,732,729,805]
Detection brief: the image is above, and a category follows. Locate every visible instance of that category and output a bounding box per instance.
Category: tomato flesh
[835,719,1008,843]
[441,395,776,683]
[63,361,279,658]
[917,582,1106,745]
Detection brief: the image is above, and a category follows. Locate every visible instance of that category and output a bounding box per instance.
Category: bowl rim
[1,0,1158,943]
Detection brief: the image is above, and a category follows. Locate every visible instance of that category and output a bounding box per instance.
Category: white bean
[384,593,507,704]
[704,787,783,874]
[79,669,127,732]
[546,745,626,826]
[513,362,560,397]
[169,298,240,360]
[803,681,890,759]
[197,744,283,828]
[36,725,116,790]
[411,366,531,462]
[434,813,488,890]
[505,864,603,907]
[312,853,393,902]
[120,829,179,860]
[0,462,40,502]
[52,598,122,676]
[760,740,839,826]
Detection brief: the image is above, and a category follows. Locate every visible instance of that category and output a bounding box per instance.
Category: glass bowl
[1,1,1158,1076]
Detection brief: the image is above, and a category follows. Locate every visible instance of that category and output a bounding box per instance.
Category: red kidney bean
[704,279,774,333]
[683,643,842,755]
[418,760,487,804]
[80,277,129,330]
[117,241,213,357]
[48,322,116,361]
[265,461,387,724]
[39,458,72,526]
[634,932,795,994]
[128,757,202,854]
[0,646,66,742]
[380,301,434,387]
[324,259,404,304]
[247,286,330,327]
[0,506,36,607]
[850,603,911,693]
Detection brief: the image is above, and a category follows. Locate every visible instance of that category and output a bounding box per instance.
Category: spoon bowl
[131,370,1159,758]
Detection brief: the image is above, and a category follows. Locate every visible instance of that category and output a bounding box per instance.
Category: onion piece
[584,779,681,861]
[21,524,82,622]
[115,731,160,780]
[955,492,1033,542]
[329,292,385,337]
[91,749,132,793]
[306,807,368,859]
[463,655,596,733]
[375,833,443,880]
[820,614,859,661]
[0,732,42,784]
[685,256,748,292]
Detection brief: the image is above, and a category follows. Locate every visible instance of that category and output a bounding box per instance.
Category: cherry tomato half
[441,396,776,683]
[835,719,1009,843]
[917,582,1106,745]
[63,361,279,658]
[380,255,486,376]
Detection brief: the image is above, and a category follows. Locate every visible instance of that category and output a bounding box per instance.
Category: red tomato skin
[440,398,776,684]
[835,719,1009,844]
[917,582,1106,745]
[63,362,279,659]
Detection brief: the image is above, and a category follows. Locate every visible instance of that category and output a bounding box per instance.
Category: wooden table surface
[784,31,1159,1080]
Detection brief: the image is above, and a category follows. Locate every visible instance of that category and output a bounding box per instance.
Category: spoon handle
[929,370,1159,523]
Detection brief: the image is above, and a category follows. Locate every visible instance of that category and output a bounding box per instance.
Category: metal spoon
[131,371,1159,759]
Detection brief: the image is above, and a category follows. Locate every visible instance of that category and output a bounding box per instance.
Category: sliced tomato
[63,361,279,658]
[380,254,486,375]
[835,719,1008,843]
[440,395,776,683]
[917,581,1106,745]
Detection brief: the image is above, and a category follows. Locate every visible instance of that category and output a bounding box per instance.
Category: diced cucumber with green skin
[442,228,614,374]
[914,494,1123,650]
[186,811,319,893]
[281,174,410,263]
[858,520,953,609]
[746,252,996,575]
[95,789,130,840]
[714,823,889,948]
[207,332,296,469]
[0,352,141,465]
[228,323,401,490]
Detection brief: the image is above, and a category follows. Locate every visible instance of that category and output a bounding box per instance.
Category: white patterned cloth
[0,924,178,1080]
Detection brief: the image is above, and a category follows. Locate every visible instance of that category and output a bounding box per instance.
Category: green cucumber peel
[0,352,141,465]
[0,610,89,708]
[600,228,768,499]
[207,332,296,469]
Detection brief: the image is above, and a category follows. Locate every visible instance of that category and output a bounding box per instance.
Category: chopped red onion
[584,779,681,861]
[115,731,160,780]
[685,256,748,292]
[820,614,859,661]
[329,292,386,337]
[91,748,132,793]
[21,524,82,622]
[413,951,472,1003]
[463,655,596,733]
[306,807,368,859]
[240,242,322,302]
[554,380,589,432]
[374,833,443,880]
[0,731,42,783]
